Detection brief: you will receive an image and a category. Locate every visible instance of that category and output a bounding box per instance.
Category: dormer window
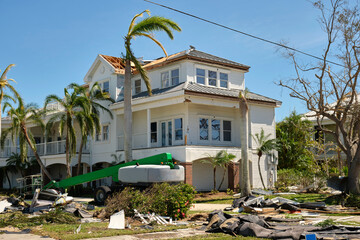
[220,73,228,88]
[196,67,229,88]
[196,68,205,84]
[134,79,141,94]
[171,69,179,85]
[208,70,217,86]
[161,68,180,88]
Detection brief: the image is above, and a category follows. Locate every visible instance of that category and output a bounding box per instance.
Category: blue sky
[0,0,340,121]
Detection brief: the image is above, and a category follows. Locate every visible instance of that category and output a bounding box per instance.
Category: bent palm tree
[68,82,114,175]
[45,88,90,177]
[252,129,277,189]
[123,10,181,162]
[0,98,52,179]
[0,64,19,137]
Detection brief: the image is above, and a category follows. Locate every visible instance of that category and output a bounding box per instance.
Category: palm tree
[6,152,27,177]
[239,90,251,196]
[202,150,236,191]
[0,97,52,179]
[252,129,277,189]
[45,88,90,177]
[123,10,181,162]
[0,64,19,137]
[68,82,114,175]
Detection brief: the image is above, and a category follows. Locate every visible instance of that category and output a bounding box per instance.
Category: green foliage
[344,194,360,208]
[0,208,77,228]
[105,183,196,220]
[276,111,315,170]
[276,168,327,192]
[315,218,336,227]
[226,188,234,195]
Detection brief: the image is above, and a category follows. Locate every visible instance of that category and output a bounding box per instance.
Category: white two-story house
[0,47,281,191]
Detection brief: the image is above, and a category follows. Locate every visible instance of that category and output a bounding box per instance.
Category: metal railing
[0,140,90,158]
[117,133,148,150]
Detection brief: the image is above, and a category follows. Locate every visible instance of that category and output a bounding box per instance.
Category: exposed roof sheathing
[100,49,250,74]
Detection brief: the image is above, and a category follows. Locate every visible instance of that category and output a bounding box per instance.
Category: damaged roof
[100,48,250,73]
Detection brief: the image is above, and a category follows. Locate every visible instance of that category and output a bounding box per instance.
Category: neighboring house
[0,47,281,191]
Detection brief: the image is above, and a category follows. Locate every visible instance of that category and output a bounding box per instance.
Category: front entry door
[161,120,172,147]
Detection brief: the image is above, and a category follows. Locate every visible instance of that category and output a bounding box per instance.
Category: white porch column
[147,108,151,148]
[44,137,47,155]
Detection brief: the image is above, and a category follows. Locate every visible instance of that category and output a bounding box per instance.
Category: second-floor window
[196,68,229,88]
[199,117,232,142]
[161,68,180,88]
[161,72,170,88]
[102,125,109,141]
[134,79,141,94]
[151,122,157,143]
[102,81,109,93]
[174,118,183,140]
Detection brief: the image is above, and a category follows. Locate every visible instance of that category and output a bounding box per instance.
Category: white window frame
[134,79,141,94]
[151,115,184,146]
[161,68,180,88]
[102,80,110,93]
[194,65,230,89]
[198,116,233,143]
[102,125,109,141]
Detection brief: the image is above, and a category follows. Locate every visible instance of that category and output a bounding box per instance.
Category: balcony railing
[117,133,148,150]
[0,140,90,158]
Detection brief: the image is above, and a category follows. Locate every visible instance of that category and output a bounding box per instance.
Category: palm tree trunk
[218,168,227,191]
[21,125,52,180]
[258,156,266,189]
[124,58,133,162]
[76,137,84,176]
[213,167,216,191]
[239,98,251,197]
[65,133,71,178]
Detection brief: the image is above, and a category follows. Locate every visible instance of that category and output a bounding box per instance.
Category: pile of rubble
[205,210,360,239]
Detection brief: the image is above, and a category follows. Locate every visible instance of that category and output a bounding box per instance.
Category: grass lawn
[31,222,190,240]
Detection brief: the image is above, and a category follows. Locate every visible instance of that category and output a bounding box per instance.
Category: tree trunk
[258,156,266,189]
[213,167,216,191]
[65,132,71,178]
[124,58,133,162]
[239,99,251,196]
[76,137,84,176]
[218,167,227,191]
[348,158,360,194]
[22,125,52,180]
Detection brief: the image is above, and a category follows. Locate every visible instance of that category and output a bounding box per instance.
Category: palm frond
[131,16,181,40]
[0,64,15,81]
[128,10,151,35]
[130,54,152,95]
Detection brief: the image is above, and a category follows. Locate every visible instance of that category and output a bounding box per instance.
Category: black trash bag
[232,195,256,208]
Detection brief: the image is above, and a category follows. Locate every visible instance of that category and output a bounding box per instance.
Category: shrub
[276,168,327,192]
[105,183,196,220]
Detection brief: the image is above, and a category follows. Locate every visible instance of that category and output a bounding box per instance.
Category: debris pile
[231,195,357,215]
[205,210,360,239]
